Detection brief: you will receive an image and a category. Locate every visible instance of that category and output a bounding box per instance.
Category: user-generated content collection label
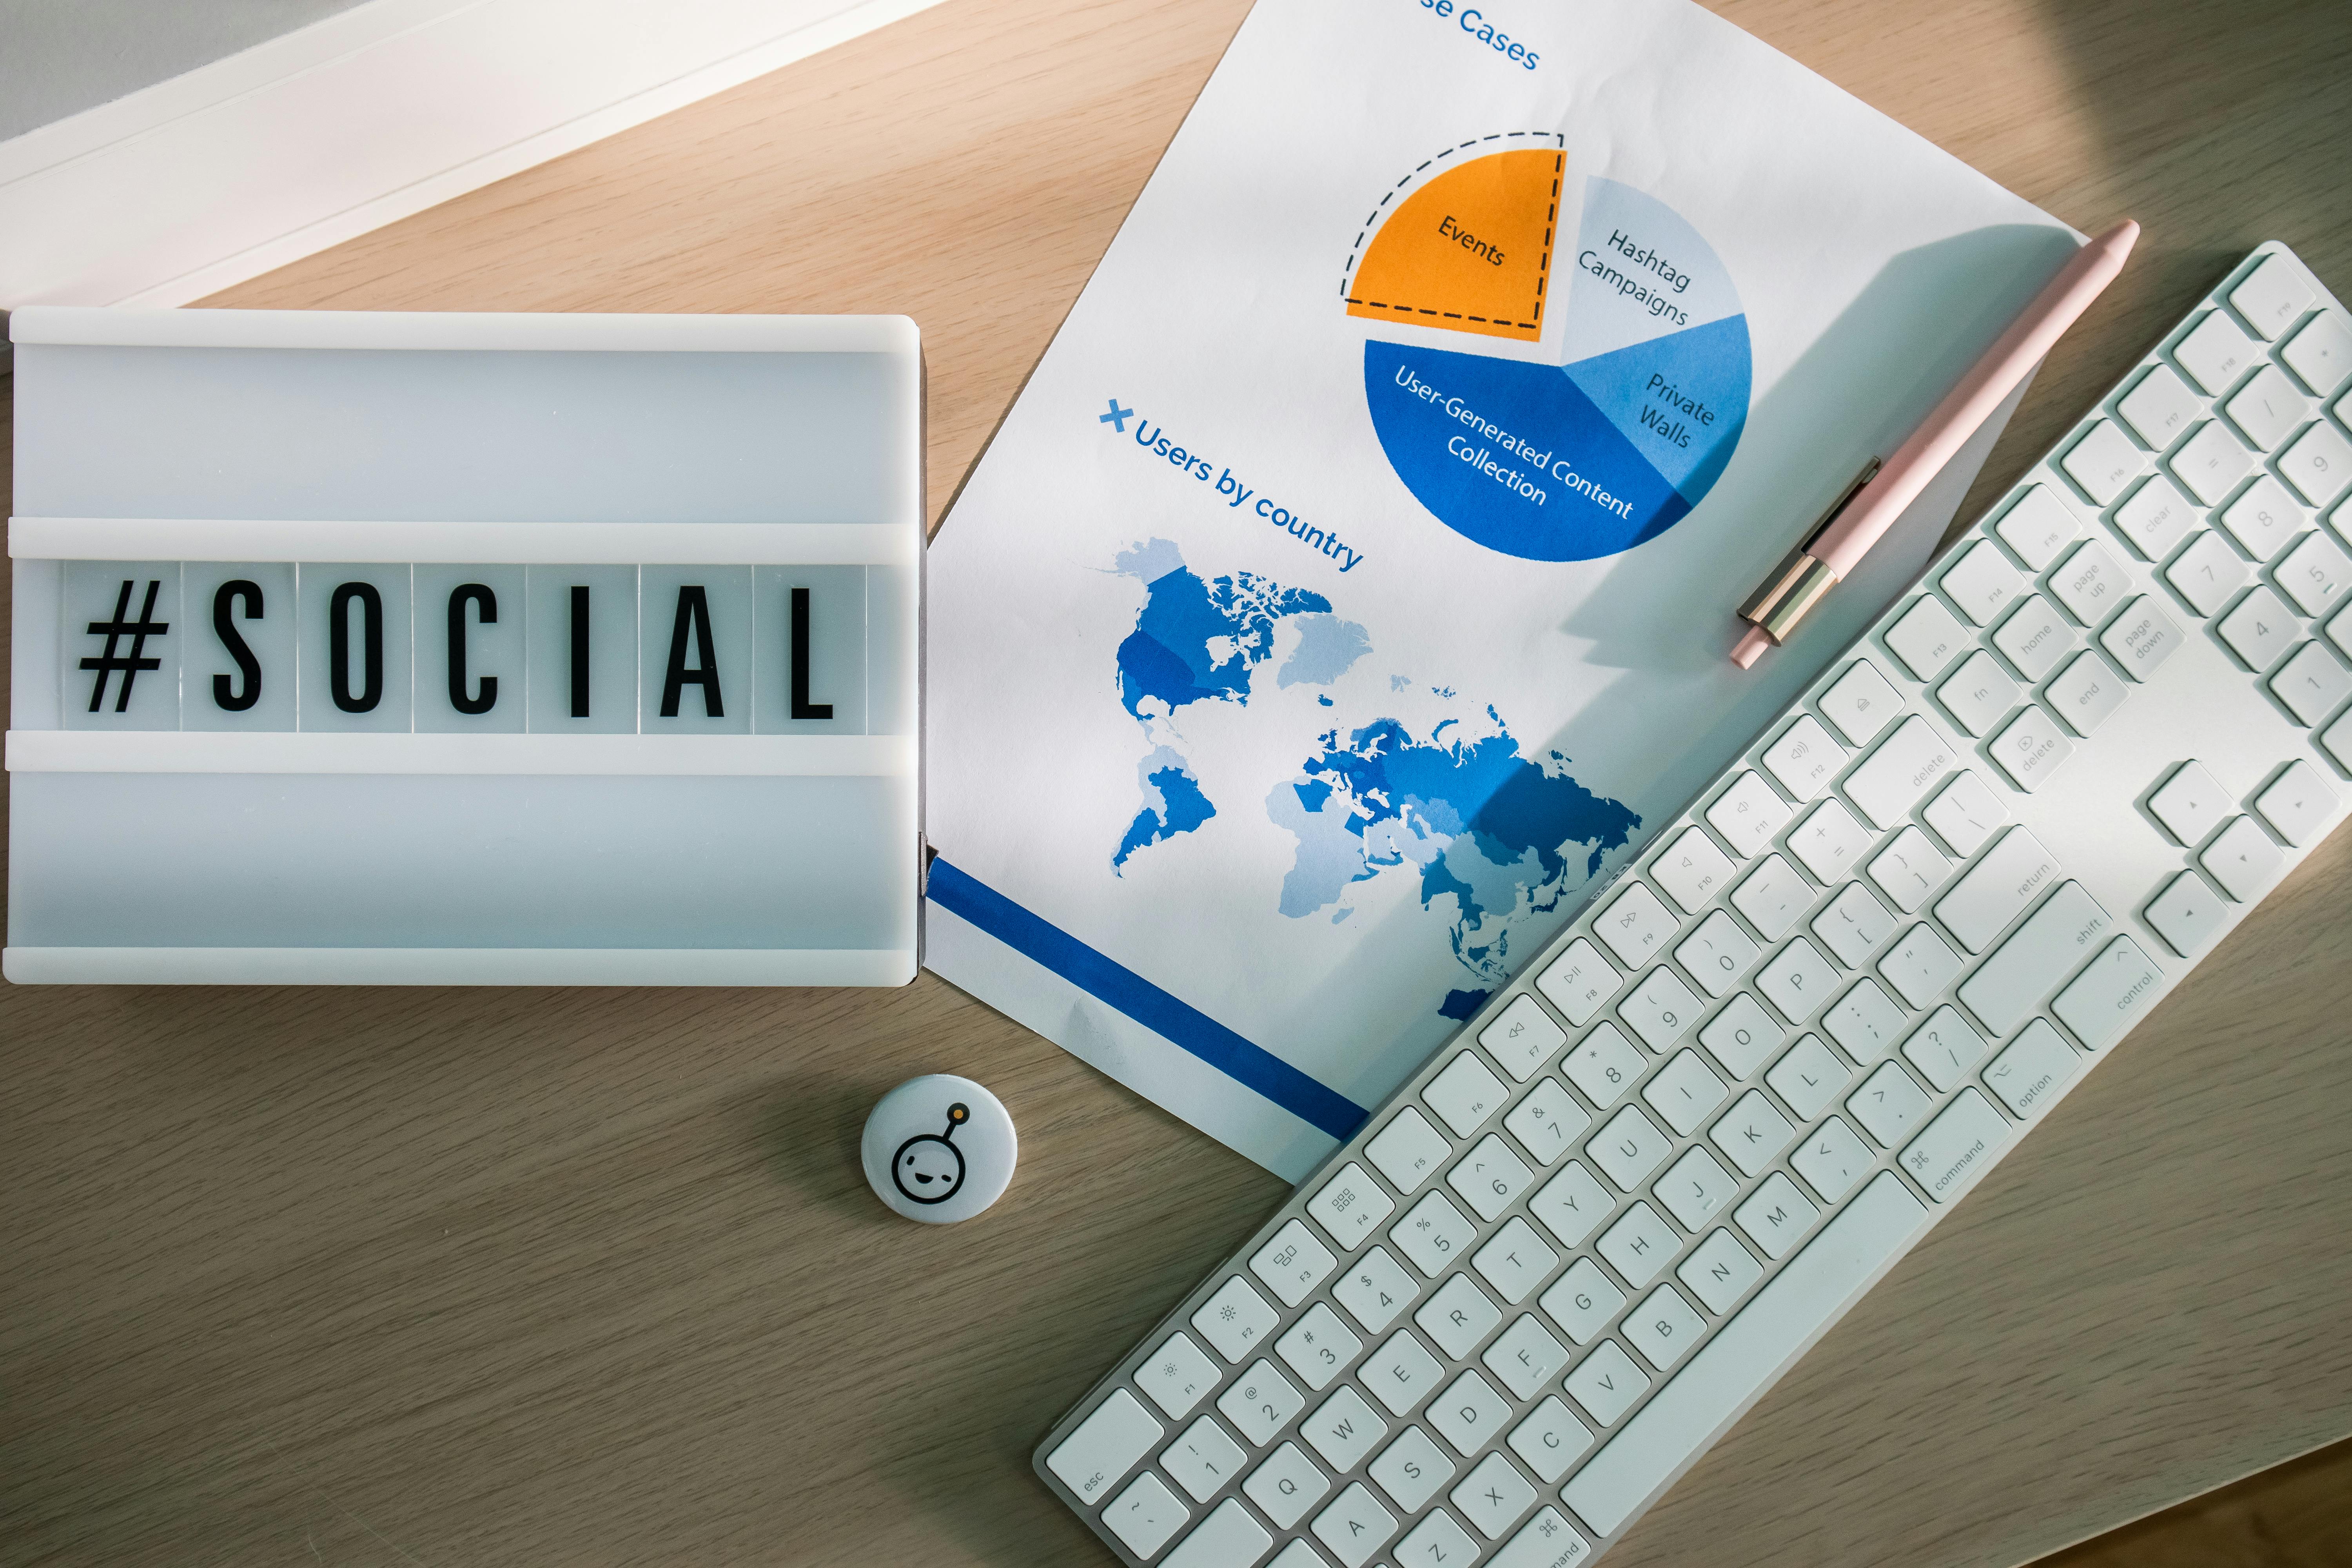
[51,561,890,733]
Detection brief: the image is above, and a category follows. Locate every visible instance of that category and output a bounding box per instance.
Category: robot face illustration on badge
[861,1076,1015,1223]
[891,1102,969,1205]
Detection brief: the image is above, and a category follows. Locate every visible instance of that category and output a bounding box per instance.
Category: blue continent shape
[1439,989,1492,1021]
[1276,711,1642,1015]
[1114,541,1334,719]
[1114,749,1218,872]
[1276,614,1373,689]
[1109,542,1368,873]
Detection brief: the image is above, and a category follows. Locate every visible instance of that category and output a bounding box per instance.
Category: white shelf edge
[5,729,917,775]
[2,945,920,986]
[10,517,922,564]
[0,0,950,311]
[8,307,920,354]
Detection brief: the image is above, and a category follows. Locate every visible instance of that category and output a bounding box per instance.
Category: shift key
[1933,827,2062,952]
[1956,882,2113,1036]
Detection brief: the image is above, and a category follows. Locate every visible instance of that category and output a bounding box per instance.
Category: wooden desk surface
[5,1,2350,1563]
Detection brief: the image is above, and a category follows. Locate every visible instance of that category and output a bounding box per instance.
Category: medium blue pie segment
[1363,342,1650,562]
[1561,314,1751,504]
[1364,315,1749,563]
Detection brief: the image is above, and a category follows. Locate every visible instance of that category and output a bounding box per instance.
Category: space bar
[1561,1172,1927,1538]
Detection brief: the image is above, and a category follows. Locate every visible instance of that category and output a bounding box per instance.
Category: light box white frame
[6,307,924,986]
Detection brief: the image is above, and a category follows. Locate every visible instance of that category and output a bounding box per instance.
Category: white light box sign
[6,309,923,985]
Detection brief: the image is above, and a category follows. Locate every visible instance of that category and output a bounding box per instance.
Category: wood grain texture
[2,0,2348,1564]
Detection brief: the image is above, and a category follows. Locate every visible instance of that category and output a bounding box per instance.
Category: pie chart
[1347,144,1751,562]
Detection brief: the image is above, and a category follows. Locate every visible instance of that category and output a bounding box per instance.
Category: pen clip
[1737,457,1881,644]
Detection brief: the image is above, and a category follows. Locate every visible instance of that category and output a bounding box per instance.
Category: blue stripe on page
[926,858,1369,1142]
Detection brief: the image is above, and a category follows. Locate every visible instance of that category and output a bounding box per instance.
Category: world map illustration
[1111,539,1641,1018]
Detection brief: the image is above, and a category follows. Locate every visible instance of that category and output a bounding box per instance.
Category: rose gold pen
[1732,218,2140,669]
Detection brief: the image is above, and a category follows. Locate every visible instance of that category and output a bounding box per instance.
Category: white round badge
[860,1074,1016,1224]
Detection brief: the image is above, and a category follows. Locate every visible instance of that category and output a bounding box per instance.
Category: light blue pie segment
[1559,176,1745,363]
[1561,313,1752,501]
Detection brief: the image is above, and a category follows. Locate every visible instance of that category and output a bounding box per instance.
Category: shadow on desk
[2030,1435,2352,1567]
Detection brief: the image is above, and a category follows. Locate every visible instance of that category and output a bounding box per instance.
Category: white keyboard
[1034,241,2352,1568]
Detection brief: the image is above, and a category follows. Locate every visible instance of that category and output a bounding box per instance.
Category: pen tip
[1730,626,1771,669]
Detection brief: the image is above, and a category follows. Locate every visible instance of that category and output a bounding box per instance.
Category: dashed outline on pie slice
[1342,134,1564,343]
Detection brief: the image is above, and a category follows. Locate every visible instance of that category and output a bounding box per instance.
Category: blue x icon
[1100,399,1133,433]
